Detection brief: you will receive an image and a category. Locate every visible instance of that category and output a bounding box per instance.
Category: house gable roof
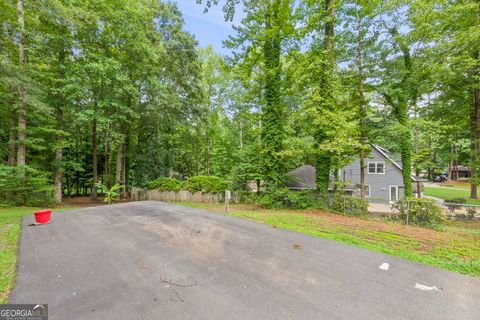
[371,145,426,182]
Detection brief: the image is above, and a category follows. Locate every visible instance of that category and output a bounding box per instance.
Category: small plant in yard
[96,183,123,204]
[392,197,444,229]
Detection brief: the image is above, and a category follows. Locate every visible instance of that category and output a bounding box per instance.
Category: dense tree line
[1,0,479,205]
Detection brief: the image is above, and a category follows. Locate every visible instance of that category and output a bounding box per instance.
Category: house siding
[339,148,405,201]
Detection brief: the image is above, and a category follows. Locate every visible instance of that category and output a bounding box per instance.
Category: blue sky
[175,1,240,55]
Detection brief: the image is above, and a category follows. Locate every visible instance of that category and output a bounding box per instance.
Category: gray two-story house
[335,145,424,201]
[286,145,424,202]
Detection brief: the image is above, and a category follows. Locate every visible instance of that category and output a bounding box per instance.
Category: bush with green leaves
[392,197,444,229]
[237,190,258,204]
[0,165,54,206]
[184,176,228,193]
[145,177,183,192]
[252,188,368,213]
[331,194,368,216]
[257,188,314,209]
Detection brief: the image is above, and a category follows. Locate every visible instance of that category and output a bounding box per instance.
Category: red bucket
[34,210,52,224]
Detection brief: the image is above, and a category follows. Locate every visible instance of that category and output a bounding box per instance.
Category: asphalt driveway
[10,201,480,320]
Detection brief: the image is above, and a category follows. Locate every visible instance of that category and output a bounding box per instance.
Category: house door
[389,186,399,202]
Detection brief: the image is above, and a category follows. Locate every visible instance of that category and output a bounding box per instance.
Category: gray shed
[285,165,316,190]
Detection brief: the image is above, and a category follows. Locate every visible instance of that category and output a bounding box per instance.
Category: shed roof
[456,166,470,172]
[285,165,316,190]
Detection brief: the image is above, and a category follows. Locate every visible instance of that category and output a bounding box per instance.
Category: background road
[10,201,480,320]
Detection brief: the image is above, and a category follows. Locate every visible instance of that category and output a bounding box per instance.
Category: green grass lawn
[425,186,480,204]
[176,202,480,277]
[0,206,77,303]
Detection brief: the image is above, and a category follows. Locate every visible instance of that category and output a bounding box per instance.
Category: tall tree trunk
[414,110,420,177]
[115,144,123,184]
[470,85,480,198]
[195,125,199,176]
[388,27,414,197]
[355,5,366,198]
[431,149,436,181]
[122,145,127,198]
[54,35,66,205]
[124,131,131,198]
[324,0,335,53]
[332,169,339,193]
[315,0,336,193]
[359,149,365,197]
[204,126,209,175]
[453,144,458,180]
[398,98,413,197]
[54,107,63,204]
[239,118,243,149]
[261,0,284,187]
[91,117,98,200]
[7,93,16,165]
[5,87,16,201]
[427,136,433,180]
[470,47,480,198]
[449,143,454,180]
[75,127,80,196]
[16,0,26,175]
[104,130,109,188]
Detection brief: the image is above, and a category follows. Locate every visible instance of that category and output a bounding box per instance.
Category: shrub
[392,197,444,229]
[145,177,183,192]
[256,189,368,213]
[237,190,258,204]
[26,189,55,207]
[0,165,54,206]
[184,176,228,193]
[257,188,314,209]
[331,194,368,216]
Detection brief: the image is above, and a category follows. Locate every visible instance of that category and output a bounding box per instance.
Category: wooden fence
[130,187,239,204]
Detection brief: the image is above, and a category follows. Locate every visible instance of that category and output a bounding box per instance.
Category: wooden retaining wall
[131,187,239,204]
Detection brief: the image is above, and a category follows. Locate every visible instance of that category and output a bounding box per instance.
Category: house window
[368,161,385,174]
[364,185,370,197]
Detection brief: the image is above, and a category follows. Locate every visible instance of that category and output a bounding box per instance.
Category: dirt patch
[439,181,470,188]
[298,209,448,240]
